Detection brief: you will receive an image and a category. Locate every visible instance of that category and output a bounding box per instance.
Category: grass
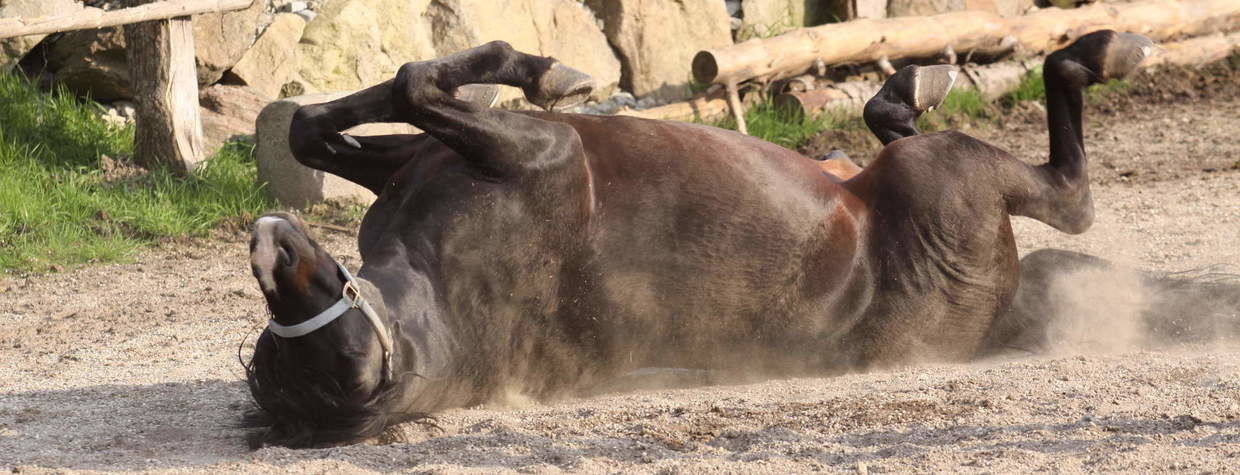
[0,73,274,274]
[709,100,836,149]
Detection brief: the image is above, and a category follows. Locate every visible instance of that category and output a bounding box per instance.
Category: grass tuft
[917,88,990,132]
[0,73,274,273]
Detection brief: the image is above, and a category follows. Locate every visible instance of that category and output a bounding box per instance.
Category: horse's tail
[983,248,1240,356]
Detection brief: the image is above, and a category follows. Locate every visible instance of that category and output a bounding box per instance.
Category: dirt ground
[1,58,1238,473]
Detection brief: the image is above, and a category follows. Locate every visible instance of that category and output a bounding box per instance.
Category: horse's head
[243,212,400,448]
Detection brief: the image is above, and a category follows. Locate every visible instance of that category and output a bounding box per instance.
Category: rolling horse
[242,30,1224,448]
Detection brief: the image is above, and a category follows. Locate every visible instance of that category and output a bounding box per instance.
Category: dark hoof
[1099,32,1153,81]
[455,83,501,108]
[1058,30,1154,83]
[911,64,958,112]
[527,63,594,111]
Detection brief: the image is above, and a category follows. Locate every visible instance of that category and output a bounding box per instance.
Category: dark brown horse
[242,31,1219,448]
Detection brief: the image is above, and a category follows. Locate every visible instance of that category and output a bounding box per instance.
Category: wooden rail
[0,0,256,173]
[0,0,254,39]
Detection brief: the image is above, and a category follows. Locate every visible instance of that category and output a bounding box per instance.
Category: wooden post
[725,81,747,135]
[124,4,204,173]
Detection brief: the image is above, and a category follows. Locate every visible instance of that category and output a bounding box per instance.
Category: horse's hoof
[911,64,958,112]
[455,83,501,108]
[1099,32,1153,81]
[528,63,594,111]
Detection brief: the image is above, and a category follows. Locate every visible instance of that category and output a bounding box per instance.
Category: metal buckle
[342,280,361,308]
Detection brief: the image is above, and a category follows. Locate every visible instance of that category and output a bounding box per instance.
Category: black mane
[240,331,421,448]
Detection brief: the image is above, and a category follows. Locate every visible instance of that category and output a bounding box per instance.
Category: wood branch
[725,82,748,135]
[125,5,205,173]
[0,0,254,39]
[693,0,1240,86]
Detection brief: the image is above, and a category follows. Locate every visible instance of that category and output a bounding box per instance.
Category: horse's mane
[239,331,423,448]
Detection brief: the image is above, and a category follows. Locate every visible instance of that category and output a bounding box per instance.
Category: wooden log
[692,0,1240,86]
[773,82,880,118]
[772,31,1240,118]
[0,0,253,39]
[125,4,205,173]
[616,87,732,122]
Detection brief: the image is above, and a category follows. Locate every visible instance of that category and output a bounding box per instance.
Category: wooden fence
[0,0,257,173]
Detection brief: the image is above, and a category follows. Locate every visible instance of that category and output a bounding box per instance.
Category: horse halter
[266,263,395,383]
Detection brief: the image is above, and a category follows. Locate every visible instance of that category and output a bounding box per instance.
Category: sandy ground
[1,61,1238,472]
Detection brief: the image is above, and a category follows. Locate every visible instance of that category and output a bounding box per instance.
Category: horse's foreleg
[288,81,418,193]
[390,41,594,177]
[863,64,959,145]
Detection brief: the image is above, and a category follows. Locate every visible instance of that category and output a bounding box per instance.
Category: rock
[23,1,277,101]
[33,27,132,102]
[0,0,84,72]
[255,93,421,207]
[589,0,733,101]
[229,13,308,99]
[739,0,831,37]
[191,0,270,85]
[296,0,620,105]
[295,0,440,94]
[200,84,272,152]
[887,0,965,17]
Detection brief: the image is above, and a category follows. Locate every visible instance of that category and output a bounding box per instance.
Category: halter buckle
[342,280,361,308]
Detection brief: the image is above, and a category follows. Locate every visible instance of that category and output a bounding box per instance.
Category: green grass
[0,73,274,273]
[1002,67,1046,108]
[917,88,990,132]
[710,100,834,149]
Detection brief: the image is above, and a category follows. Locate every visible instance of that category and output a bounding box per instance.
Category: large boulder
[739,0,832,37]
[191,0,270,85]
[295,0,620,105]
[33,27,132,102]
[229,13,307,99]
[0,0,84,72]
[25,0,276,100]
[255,93,420,208]
[293,0,440,95]
[588,0,733,101]
[200,84,271,152]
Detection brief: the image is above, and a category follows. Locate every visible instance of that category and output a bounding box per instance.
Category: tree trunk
[125,10,205,173]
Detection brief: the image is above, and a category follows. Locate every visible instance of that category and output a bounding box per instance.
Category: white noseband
[266,262,395,382]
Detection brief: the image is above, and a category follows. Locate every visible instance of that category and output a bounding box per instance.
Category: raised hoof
[527,63,595,111]
[911,64,959,112]
[1099,32,1154,81]
[1059,30,1154,83]
[454,83,501,108]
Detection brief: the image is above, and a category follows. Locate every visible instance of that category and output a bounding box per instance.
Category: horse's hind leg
[1005,30,1152,234]
[390,41,594,177]
[863,64,959,145]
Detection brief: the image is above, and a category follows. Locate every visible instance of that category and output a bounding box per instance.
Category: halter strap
[266,263,395,382]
